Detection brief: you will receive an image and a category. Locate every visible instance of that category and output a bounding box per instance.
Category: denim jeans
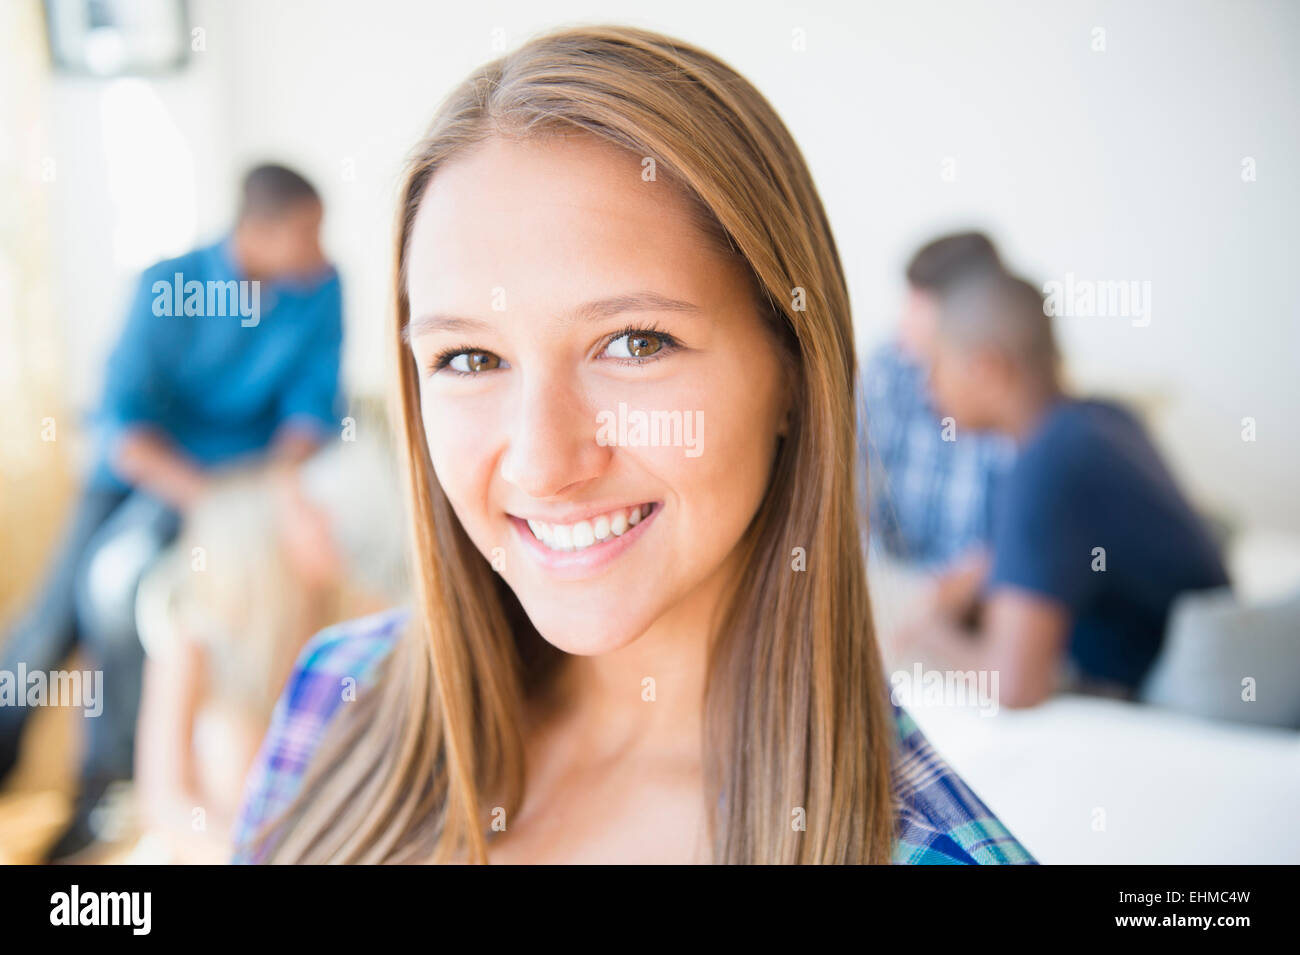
[0,484,180,784]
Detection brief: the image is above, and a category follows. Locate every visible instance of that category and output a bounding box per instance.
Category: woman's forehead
[405,137,738,321]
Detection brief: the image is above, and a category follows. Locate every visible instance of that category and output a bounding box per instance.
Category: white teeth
[524,504,651,552]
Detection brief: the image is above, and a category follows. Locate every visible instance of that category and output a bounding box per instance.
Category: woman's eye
[604,330,668,360]
[446,350,503,373]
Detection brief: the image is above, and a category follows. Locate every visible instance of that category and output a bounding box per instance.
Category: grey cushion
[1139,585,1300,729]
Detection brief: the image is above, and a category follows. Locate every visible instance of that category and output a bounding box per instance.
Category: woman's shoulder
[284,605,410,698]
[229,606,411,862]
[889,702,1037,865]
[231,616,1035,865]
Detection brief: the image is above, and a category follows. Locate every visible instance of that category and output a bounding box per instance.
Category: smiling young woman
[231,24,1035,865]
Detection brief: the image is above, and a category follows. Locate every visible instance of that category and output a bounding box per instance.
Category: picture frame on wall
[44,0,190,76]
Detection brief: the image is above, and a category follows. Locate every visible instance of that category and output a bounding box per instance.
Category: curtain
[0,1,76,617]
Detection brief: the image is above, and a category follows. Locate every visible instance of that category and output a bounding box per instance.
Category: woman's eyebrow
[567,291,700,325]
[404,290,699,342]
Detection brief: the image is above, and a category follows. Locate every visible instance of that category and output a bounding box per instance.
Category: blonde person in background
[126,426,405,864]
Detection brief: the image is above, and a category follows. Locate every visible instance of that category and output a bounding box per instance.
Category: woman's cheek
[708,402,775,515]
[703,361,786,516]
[422,393,501,528]
[668,385,776,538]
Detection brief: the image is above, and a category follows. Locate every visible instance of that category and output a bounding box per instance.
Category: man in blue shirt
[898,270,1229,705]
[0,164,343,859]
[859,233,1014,568]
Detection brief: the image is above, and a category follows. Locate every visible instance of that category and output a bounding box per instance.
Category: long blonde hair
[137,468,337,724]
[252,23,896,864]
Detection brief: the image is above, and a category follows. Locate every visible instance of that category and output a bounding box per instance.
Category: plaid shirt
[231,607,1035,865]
[859,342,1014,568]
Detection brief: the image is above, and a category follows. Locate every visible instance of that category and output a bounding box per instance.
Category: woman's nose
[498,373,611,499]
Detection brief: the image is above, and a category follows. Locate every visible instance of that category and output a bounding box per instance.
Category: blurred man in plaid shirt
[859,233,1014,568]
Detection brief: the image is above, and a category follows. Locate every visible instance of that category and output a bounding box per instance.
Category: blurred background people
[128,424,405,864]
[2,0,1295,866]
[0,162,343,860]
[897,271,1231,706]
[859,233,1014,568]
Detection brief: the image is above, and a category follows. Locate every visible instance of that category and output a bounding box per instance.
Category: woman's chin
[522,604,655,657]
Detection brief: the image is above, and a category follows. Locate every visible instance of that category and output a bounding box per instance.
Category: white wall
[45,67,234,407]
[39,0,1300,531]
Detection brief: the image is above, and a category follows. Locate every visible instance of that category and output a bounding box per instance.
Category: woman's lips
[509,502,661,577]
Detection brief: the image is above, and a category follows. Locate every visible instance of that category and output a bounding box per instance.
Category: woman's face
[405,133,790,655]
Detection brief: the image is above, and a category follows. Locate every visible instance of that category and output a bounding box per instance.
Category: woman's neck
[538,550,741,763]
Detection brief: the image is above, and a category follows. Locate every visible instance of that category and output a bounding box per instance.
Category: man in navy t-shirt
[897,271,1229,706]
